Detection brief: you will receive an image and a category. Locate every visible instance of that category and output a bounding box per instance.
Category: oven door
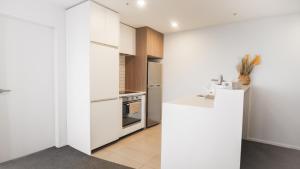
[122,100,142,127]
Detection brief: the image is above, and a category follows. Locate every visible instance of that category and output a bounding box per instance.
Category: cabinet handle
[90,41,118,49]
[91,97,118,103]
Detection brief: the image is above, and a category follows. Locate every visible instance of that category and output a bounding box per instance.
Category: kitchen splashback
[119,55,125,91]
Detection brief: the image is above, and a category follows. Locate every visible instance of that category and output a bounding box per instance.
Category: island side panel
[161,90,244,169]
[214,89,245,169]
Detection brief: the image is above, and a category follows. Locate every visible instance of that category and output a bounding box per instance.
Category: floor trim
[245,138,300,151]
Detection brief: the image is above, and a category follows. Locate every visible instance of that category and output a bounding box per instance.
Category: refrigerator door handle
[148,84,161,88]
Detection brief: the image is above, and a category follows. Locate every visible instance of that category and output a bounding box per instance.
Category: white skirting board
[245,138,300,151]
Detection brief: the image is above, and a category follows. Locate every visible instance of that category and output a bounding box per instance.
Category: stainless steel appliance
[147,61,162,127]
[122,95,142,128]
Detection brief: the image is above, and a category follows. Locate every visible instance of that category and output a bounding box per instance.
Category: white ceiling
[53,0,300,33]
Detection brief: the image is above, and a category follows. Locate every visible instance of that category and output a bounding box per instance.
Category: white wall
[0,0,67,147]
[163,13,300,149]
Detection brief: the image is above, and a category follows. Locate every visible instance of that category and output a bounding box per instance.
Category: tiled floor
[93,125,161,169]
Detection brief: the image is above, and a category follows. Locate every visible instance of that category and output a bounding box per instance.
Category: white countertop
[166,86,250,108]
[167,95,215,108]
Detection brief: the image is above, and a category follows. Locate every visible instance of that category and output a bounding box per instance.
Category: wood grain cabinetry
[125,27,164,91]
[146,27,164,58]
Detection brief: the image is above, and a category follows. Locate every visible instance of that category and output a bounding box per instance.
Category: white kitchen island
[161,88,249,169]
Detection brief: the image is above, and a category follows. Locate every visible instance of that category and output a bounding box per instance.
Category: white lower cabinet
[91,99,122,150]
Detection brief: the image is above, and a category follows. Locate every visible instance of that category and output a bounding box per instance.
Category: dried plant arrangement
[237,54,261,85]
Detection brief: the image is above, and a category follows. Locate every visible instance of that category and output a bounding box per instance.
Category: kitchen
[65,1,300,168]
[1,0,300,169]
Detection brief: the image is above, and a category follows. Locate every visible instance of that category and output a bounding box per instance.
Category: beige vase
[239,75,251,85]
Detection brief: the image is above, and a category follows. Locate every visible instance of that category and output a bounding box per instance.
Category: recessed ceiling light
[137,0,146,8]
[171,21,179,28]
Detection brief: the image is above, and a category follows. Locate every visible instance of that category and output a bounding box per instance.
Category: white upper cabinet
[90,1,120,47]
[90,43,119,101]
[105,10,120,47]
[120,23,136,55]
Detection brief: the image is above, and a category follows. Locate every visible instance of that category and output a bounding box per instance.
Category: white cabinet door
[106,10,119,47]
[90,1,119,47]
[90,43,119,101]
[90,99,121,150]
[90,1,106,45]
[120,23,136,55]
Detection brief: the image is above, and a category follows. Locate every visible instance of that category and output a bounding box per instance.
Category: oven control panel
[122,95,142,102]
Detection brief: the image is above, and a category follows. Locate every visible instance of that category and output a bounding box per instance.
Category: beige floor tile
[102,141,125,152]
[93,148,113,159]
[126,139,161,155]
[99,152,144,168]
[93,125,162,169]
[143,154,161,169]
[139,165,157,169]
[113,146,155,164]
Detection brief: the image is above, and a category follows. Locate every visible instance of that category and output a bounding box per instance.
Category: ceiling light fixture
[171,21,178,28]
[137,0,146,8]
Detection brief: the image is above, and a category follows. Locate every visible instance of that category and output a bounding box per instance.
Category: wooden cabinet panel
[157,32,164,57]
[146,29,154,57]
[125,27,164,91]
[146,27,164,58]
[125,27,147,91]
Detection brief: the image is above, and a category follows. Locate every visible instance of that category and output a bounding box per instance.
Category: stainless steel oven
[122,95,142,128]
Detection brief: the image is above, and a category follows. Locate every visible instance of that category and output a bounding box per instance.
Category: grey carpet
[0,146,133,169]
[241,140,300,169]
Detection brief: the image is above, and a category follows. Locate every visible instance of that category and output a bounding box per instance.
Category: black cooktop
[119,91,137,94]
